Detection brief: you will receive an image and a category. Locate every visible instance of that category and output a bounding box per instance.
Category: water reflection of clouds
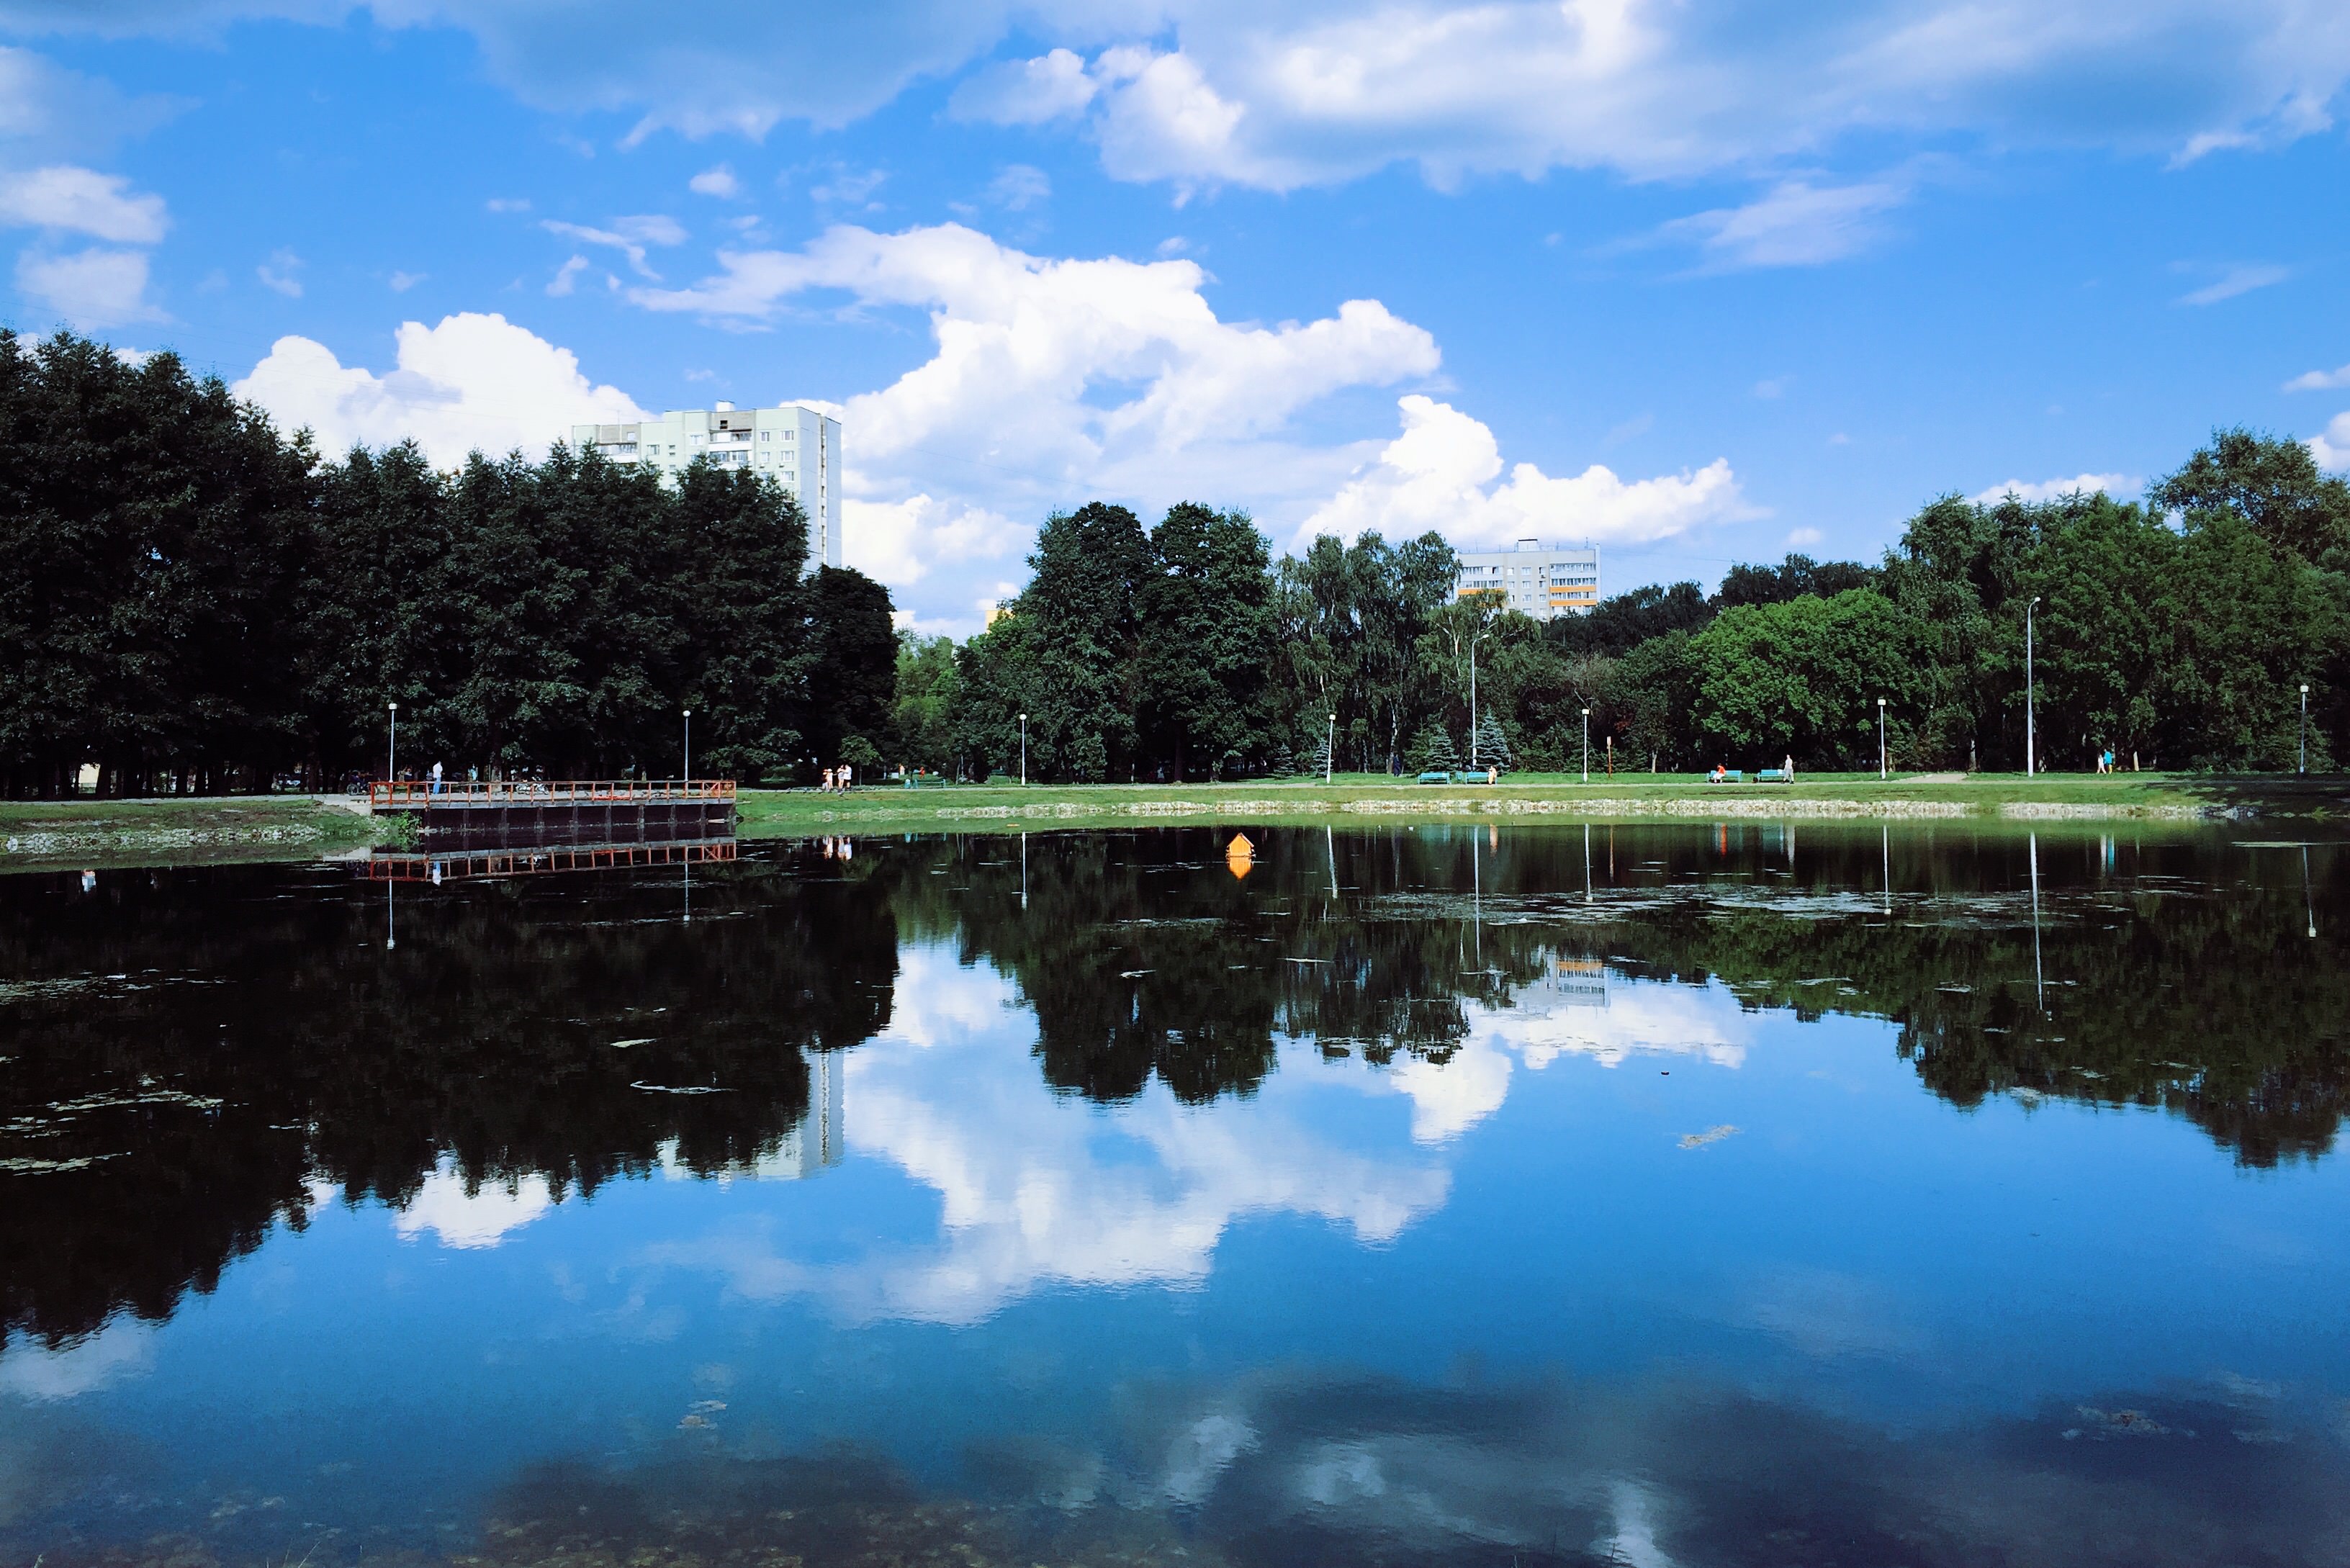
[645,943,1450,1325]
[1104,1366,2350,1567]
[1377,975,1754,1144]
[0,1317,154,1402]
[390,1155,556,1250]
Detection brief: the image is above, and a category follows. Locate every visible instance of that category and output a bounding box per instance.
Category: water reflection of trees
[899,824,2349,1168]
[891,829,1544,1102]
[0,849,895,1349]
[4,825,2345,1352]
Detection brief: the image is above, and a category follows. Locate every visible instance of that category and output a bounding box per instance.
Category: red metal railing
[358,839,738,883]
[369,778,736,809]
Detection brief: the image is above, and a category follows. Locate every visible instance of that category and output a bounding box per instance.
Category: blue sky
[3,2,2348,631]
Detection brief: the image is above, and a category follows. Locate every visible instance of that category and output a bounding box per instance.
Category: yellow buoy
[1225,831,1255,879]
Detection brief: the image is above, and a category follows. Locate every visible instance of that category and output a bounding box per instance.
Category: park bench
[1701,770,1746,784]
[1416,770,1451,783]
[1757,769,1792,783]
[899,772,950,788]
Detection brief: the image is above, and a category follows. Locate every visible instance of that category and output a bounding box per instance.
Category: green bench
[1701,770,1746,783]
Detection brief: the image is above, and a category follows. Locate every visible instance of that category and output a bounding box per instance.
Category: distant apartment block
[572,402,842,568]
[1455,540,1598,620]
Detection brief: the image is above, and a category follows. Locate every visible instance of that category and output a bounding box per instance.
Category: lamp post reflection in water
[2307,846,2318,940]
[1470,824,1482,966]
[2030,831,2045,1013]
[384,876,395,951]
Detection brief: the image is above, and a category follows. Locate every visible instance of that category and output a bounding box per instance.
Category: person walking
[1783,753,1796,783]
[430,760,443,796]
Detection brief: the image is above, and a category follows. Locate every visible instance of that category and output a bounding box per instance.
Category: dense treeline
[894,431,2349,779]
[0,330,893,795]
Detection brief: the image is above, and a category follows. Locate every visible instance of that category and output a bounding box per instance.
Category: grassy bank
[739,770,2350,838]
[0,794,384,871]
[4,772,2340,874]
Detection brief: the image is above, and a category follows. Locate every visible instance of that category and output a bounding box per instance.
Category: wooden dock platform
[369,778,735,847]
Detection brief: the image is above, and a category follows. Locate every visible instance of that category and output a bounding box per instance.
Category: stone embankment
[917,795,2217,824]
[3,823,326,857]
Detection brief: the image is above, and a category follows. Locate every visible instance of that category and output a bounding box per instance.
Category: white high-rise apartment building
[1454,539,1599,621]
[572,402,842,568]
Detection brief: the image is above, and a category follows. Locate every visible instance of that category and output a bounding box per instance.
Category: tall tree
[1138,503,1278,779]
[806,565,897,770]
[1689,589,1932,767]
[2149,427,2350,574]
[1548,580,1712,656]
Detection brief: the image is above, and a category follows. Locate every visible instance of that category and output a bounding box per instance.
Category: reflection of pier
[370,778,735,847]
[359,838,738,883]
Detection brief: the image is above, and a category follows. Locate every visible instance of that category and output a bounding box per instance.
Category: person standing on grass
[1784,753,1796,783]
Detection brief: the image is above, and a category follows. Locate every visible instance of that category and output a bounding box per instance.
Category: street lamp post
[2025,596,2040,778]
[1468,631,1489,767]
[1877,696,1887,781]
[387,701,397,784]
[2302,684,2311,774]
[1019,713,1027,785]
[1325,712,1336,785]
[683,708,691,785]
[1582,708,1591,783]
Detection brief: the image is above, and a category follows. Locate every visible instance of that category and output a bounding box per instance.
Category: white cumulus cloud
[14,244,161,327]
[633,220,1446,605]
[0,165,167,241]
[1300,394,1750,552]
[227,222,1750,628]
[2284,361,2350,392]
[2311,413,2350,473]
[231,310,644,464]
[13,3,2350,197]
[1969,472,2136,505]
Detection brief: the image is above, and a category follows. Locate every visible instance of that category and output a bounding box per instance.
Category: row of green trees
[892,430,2349,778]
[0,331,894,795]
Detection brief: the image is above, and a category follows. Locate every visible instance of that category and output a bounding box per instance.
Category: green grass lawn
[6,770,2340,873]
[0,794,382,870]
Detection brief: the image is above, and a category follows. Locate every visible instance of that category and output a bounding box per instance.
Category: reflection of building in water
[752,1049,845,1181]
[1526,955,1608,1010]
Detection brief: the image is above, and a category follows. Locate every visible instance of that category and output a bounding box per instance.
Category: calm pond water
[3,822,2349,1567]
